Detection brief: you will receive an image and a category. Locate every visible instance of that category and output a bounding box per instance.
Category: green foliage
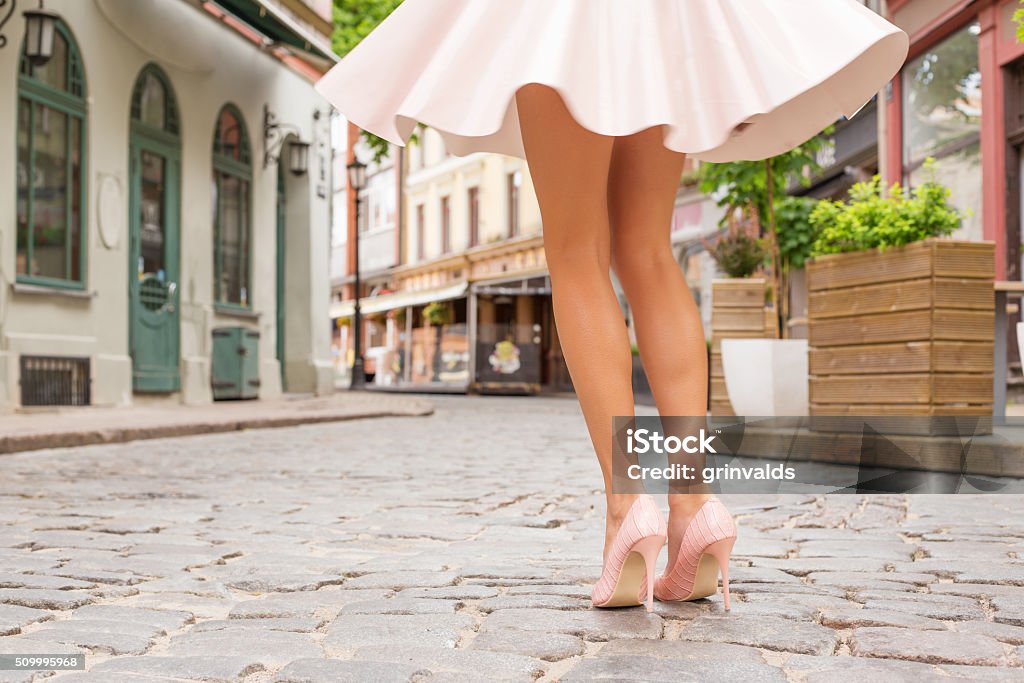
[774,196,820,270]
[1016,4,1024,43]
[332,0,405,163]
[698,131,832,226]
[423,301,451,326]
[810,161,962,256]
[703,209,768,278]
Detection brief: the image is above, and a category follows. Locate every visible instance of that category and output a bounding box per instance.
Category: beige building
[0,0,338,409]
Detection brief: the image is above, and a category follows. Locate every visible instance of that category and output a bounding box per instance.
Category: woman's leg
[607,126,712,570]
[515,85,636,560]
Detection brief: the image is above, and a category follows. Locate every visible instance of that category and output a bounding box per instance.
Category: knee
[612,246,678,289]
[545,235,610,279]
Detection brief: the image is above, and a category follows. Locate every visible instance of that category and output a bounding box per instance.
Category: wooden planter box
[807,239,994,424]
[710,278,775,416]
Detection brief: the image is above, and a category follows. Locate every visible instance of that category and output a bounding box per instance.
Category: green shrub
[774,196,820,270]
[703,208,767,278]
[810,161,962,256]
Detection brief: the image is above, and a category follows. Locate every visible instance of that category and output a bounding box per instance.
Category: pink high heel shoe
[653,498,737,610]
[591,495,667,613]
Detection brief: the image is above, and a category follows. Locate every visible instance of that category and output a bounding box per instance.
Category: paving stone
[469,629,584,661]
[275,658,421,683]
[0,573,95,590]
[729,583,848,598]
[741,593,853,611]
[0,604,52,635]
[726,566,802,584]
[341,597,461,615]
[399,585,499,600]
[344,571,459,589]
[0,589,93,610]
[477,594,587,613]
[323,614,474,654]
[165,629,321,665]
[22,624,152,655]
[942,664,1024,681]
[805,572,934,589]
[228,589,389,619]
[860,598,986,621]
[930,583,1024,599]
[992,594,1024,626]
[89,655,265,680]
[784,653,952,682]
[69,605,194,632]
[482,608,663,641]
[223,573,345,592]
[819,607,947,630]
[51,568,141,585]
[798,540,916,561]
[562,640,786,682]
[850,627,1005,666]
[678,614,838,655]
[190,616,323,633]
[353,645,545,682]
[503,584,591,599]
[750,558,888,576]
[955,620,1024,645]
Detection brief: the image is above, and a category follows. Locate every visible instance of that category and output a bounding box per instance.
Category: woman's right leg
[514,84,636,560]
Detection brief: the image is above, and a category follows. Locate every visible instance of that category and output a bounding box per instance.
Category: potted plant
[805,162,994,421]
[702,209,773,414]
[423,301,451,382]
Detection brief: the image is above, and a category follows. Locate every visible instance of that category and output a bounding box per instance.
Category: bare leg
[607,126,712,571]
[515,84,637,560]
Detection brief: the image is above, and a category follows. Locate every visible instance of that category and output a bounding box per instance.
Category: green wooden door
[276,165,286,390]
[129,138,181,392]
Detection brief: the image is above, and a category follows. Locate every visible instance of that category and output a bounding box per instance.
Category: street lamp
[262,104,311,176]
[347,157,368,389]
[22,2,58,66]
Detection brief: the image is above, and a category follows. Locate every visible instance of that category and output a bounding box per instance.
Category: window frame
[16,20,88,290]
[211,103,254,311]
[467,186,480,248]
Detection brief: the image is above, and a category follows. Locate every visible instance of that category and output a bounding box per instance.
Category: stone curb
[0,400,434,455]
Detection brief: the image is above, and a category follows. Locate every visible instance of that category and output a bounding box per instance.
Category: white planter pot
[720,339,809,416]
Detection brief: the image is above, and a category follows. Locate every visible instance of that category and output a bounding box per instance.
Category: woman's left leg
[607,126,713,571]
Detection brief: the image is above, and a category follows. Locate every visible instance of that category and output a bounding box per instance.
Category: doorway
[128,65,181,393]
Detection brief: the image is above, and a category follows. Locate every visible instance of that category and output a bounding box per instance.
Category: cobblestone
[1,395,1023,680]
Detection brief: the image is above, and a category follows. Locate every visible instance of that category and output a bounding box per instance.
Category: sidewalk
[0,392,434,455]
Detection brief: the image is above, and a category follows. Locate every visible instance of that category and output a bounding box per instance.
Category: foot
[603,493,640,564]
[666,493,714,571]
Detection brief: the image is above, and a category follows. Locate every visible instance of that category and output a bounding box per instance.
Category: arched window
[131,65,179,137]
[16,21,87,286]
[212,105,252,308]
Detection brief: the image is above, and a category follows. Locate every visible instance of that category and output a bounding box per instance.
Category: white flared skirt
[315,0,908,162]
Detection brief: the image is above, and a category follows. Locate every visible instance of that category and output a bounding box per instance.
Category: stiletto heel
[592,495,667,611]
[633,534,665,613]
[653,498,737,609]
[704,536,735,611]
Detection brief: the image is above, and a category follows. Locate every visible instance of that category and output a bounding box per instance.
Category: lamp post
[347,158,368,389]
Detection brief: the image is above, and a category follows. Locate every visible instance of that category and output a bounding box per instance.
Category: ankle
[668,493,713,519]
[605,493,640,524]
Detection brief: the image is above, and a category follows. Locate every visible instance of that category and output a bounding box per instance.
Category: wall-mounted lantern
[263,104,310,176]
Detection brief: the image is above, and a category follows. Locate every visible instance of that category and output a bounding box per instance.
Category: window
[212,105,252,308]
[16,22,87,287]
[507,171,521,237]
[416,204,425,261]
[440,195,451,254]
[902,21,982,240]
[468,186,480,247]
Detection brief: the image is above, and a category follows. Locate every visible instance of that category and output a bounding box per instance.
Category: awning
[330,282,469,319]
[211,0,338,63]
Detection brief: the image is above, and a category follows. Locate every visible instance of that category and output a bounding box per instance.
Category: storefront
[469,274,570,394]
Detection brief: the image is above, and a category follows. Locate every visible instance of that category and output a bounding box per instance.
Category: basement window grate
[20,355,91,407]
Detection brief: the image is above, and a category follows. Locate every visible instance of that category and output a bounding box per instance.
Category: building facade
[0,0,338,409]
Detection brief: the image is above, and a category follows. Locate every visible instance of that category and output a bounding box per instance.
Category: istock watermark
[610,415,1024,495]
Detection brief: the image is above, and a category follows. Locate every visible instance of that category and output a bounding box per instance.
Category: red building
[885,0,1024,280]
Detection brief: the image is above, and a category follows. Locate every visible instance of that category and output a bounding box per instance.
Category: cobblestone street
[2,396,1024,681]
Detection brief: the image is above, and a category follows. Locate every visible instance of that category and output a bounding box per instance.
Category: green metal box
[211,327,260,400]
